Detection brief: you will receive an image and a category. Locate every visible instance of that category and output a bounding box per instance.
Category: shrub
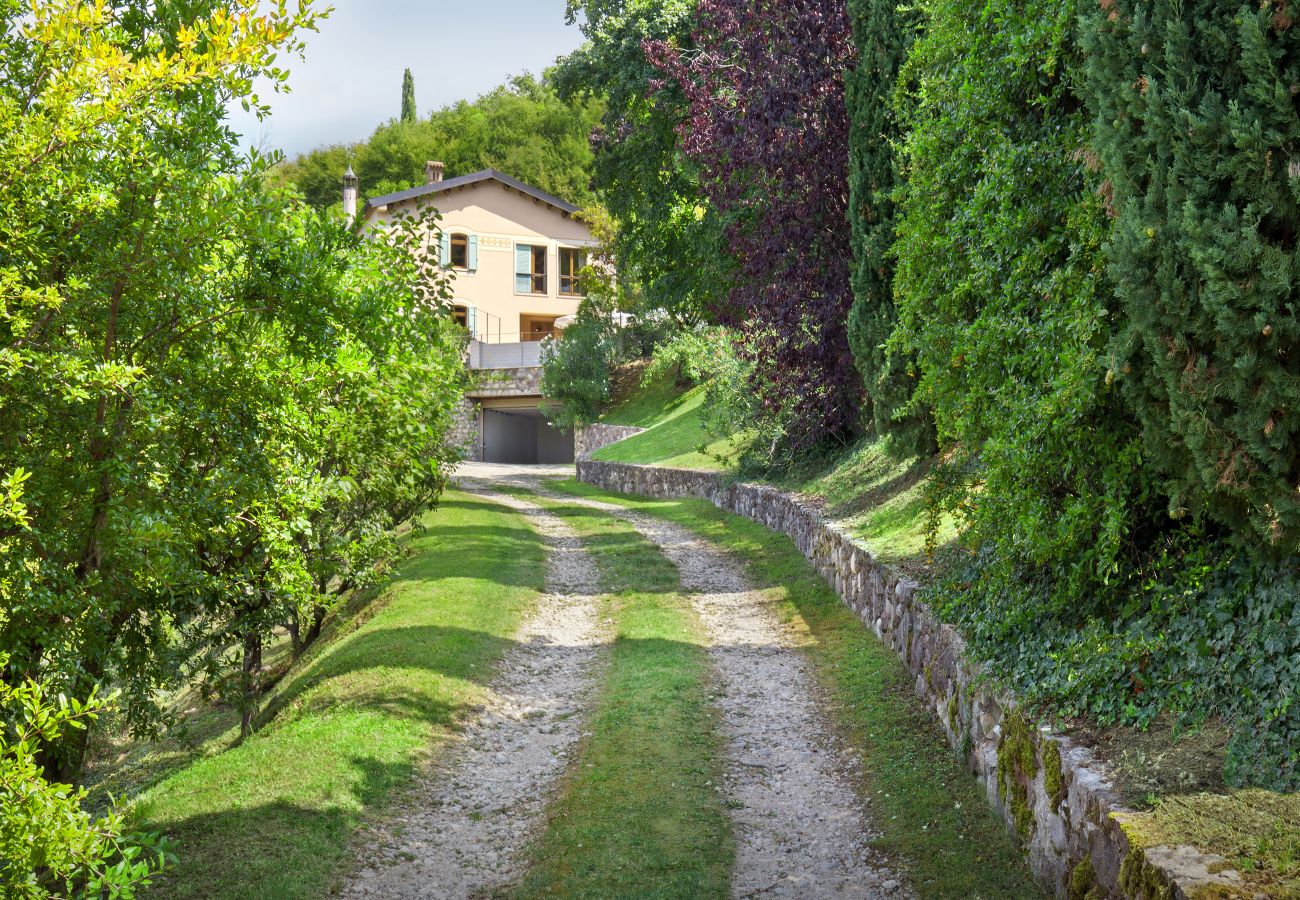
[1,665,169,897]
[1084,0,1300,552]
[540,306,620,429]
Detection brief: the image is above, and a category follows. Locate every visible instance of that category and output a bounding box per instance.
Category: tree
[401,67,417,122]
[554,0,727,324]
[648,0,861,456]
[0,0,466,787]
[891,0,1159,613]
[278,74,604,211]
[845,0,932,453]
[1084,0,1300,552]
[0,0,324,783]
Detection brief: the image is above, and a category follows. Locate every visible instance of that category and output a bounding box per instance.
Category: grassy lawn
[510,490,733,899]
[135,490,546,900]
[549,478,1041,899]
[593,381,744,470]
[592,374,953,570]
[776,436,960,572]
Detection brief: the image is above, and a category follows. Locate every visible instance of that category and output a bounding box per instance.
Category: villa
[346,161,597,464]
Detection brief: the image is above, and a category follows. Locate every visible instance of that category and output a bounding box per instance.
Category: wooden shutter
[515,244,532,293]
[468,234,479,271]
[440,232,451,267]
[466,305,477,339]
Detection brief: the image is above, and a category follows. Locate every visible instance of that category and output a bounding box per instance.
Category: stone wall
[574,423,646,460]
[577,459,1244,900]
[449,400,480,462]
[466,366,543,399]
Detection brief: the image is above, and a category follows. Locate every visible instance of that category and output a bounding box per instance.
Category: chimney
[342,164,358,221]
[425,160,445,184]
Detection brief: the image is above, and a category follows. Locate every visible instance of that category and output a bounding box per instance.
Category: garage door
[481,407,574,464]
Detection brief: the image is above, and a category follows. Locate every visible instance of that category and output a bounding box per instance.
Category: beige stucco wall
[365,180,596,343]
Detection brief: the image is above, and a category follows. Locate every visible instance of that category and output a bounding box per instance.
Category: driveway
[455,461,576,485]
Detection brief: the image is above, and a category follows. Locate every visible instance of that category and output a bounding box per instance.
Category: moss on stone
[1042,738,1064,812]
[1067,853,1094,900]
[997,711,1037,841]
[1118,846,1177,900]
[947,692,960,732]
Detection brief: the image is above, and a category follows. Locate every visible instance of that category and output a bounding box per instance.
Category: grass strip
[550,478,1041,899]
[508,489,733,899]
[137,490,546,900]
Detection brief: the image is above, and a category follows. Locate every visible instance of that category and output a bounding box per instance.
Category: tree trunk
[299,604,328,653]
[240,632,263,739]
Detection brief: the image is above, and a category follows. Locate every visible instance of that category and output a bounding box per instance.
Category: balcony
[468,339,546,370]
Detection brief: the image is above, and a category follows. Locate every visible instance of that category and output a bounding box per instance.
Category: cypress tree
[401,68,416,122]
[1085,0,1300,551]
[845,0,932,452]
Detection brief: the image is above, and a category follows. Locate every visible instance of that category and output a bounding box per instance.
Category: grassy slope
[775,437,959,571]
[551,478,1041,899]
[593,374,952,569]
[593,378,741,471]
[138,491,545,900]
[511,491,733,898]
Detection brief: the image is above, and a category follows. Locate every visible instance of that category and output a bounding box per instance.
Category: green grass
[136,491,546,900]
[549,478,1041,899]
[594,374,953,568]
[776,436,959,571]
[511,491,733,899]
[592,386,742,470]
[599,372,696,428]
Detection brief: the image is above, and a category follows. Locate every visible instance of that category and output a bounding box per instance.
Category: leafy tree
[401,67,417,122]
[0,0,466,788]
[1084,0,1300,552]
[891,0,1157,610]
[0,0,324,782]
[540,309,619,429]
[554,0,727,323]
[845,0,931,452]
[648,0,861,456]
[278,74,603,211]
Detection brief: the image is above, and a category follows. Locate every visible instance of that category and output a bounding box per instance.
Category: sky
[228,0,586,159]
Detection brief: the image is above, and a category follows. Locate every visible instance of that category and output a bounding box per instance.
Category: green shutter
[467,305,477,339]
[440,232,451,267]
[468,234,479,271]
[515,244,532,293]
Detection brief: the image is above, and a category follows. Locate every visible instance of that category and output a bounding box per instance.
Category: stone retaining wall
[574,424,646,460]
[466,366,543,399]
[577,459,1243,900]
[449,399,480,461]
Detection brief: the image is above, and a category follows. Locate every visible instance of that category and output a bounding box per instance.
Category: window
[441,231,476,270]
[559,247,586,296]
[515,244,547,294]
[452,305,468,329]
[450,233,468,269]
[520,315,558,342]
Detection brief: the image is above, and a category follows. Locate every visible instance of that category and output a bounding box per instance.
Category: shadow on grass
[257,625,520,730]
[143,755,412,900]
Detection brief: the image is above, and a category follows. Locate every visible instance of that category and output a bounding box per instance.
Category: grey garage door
[481,407,574,464]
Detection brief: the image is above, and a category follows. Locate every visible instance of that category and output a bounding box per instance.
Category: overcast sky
[228,0,585,159]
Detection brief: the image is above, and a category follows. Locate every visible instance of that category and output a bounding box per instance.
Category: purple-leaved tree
[647,0,860,454]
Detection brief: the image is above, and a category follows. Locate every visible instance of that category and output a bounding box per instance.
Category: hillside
[589,372,954,571]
